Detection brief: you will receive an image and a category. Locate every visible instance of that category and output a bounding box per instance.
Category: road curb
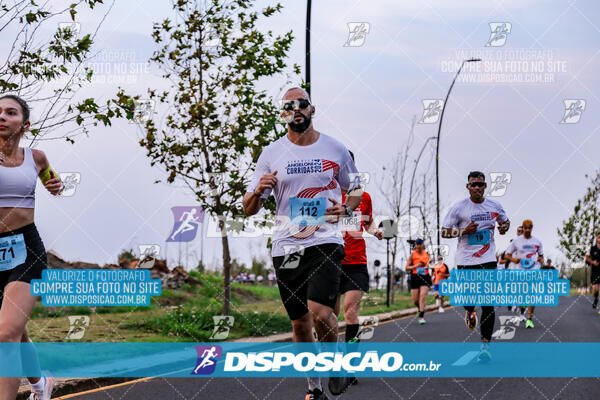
[18,304,446,397]
[233,303,445,342]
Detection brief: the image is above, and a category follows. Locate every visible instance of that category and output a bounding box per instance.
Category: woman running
[405,239,431,324]
[0,94,63,400]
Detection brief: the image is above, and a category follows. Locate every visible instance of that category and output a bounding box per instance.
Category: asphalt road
[60,295,600,400]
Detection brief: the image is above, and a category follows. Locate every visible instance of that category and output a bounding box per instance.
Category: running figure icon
[167,206,204,242]
[193,347,217,373]
[192,346,222,375]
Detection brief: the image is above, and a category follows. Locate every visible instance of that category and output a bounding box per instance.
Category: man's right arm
[242,169,278,216]
[242,191,264,216]
[441,204,461,238]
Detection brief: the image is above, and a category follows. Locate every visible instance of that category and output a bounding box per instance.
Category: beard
[288,113,311,133]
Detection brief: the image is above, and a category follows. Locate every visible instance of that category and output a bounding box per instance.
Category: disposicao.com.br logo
[223,351,441,374]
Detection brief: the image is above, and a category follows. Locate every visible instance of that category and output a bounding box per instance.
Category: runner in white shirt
[502,225,523,314]
[442,171,510,363]
[504,219,544,329]
[242,87,362,400]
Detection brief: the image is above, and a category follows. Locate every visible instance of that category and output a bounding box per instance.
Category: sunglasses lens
[298,99,310,109]
[282,99,310,112]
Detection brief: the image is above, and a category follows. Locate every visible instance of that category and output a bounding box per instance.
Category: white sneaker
[28,376,54,400]
[520,314,526,322]
[438,306,445,313]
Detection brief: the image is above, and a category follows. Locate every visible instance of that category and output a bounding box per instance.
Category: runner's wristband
[39,166,58,185]
[343,204,352,217]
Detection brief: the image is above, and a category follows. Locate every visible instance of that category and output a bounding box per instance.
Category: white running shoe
[28,376,54,400]
[438,306,445,313]
[520,314,526,322]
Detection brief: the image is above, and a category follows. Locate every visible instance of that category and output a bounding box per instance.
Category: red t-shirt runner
[341,191,373,265]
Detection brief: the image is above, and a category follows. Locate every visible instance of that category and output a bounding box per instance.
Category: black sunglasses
[282,98,311,112]
[468,182,485,187]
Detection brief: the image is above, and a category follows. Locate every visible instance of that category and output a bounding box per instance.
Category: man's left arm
[497,204,510,235]
[363,194,383,240]
[538,242,545,265]
[326,149,362,219]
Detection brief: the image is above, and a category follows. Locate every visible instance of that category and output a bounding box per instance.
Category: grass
[27,275,439,342]
[122,307,291,341]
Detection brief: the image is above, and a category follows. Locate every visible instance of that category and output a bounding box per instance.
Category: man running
[405,239,431,324]
[432,255,450,313]
[334,151,383,344]
[333,151,382,387]
[1,95,63,400]
[541,259,555,270]
[243,87,360,399]
[506,225,528,319]
[504,219,544,328]
[442,171,510,362]
[585,233,600,311]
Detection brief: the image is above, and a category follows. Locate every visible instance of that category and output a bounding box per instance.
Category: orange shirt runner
[433,262,449,285]
[410,249,430,275]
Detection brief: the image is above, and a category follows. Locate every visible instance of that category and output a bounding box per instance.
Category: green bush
[124,306,290,341]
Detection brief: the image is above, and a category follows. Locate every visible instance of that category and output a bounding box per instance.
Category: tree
[377,117,418,301]
[250,256,267,277]
[195,259,206,274]
[113,0,298,315]
[117,248,136,262]
[1,0,124,143]
[377,118,438,301]
[557,171,600,265]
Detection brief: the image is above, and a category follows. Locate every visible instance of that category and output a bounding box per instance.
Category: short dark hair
[0,94,30,123]
[468,171,485,181]
[348,150,355,162]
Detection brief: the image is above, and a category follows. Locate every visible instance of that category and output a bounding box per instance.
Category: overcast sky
[10,0,599,271]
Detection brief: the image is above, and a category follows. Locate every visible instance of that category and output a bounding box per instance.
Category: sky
[6,0,599,272]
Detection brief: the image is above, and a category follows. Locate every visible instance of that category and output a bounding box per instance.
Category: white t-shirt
[505,235,544,269]
[442,197,509,266]
[247,132,358,257]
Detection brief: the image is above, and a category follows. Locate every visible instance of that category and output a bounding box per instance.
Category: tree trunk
[219,217,232,316]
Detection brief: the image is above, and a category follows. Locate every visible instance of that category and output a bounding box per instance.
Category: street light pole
[305,0,312,97]
[435,58,481,255]
[408,136,436,241]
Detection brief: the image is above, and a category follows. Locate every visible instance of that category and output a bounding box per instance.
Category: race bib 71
[0,233,27,271]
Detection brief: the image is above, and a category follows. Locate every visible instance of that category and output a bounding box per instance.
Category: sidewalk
[17,304,443,399]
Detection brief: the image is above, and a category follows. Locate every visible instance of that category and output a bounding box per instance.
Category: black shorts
[340,264,369,294]
[273,243,344,320]
[0,223,47,307]
[410,273,432,289]
[591,267,600,285]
